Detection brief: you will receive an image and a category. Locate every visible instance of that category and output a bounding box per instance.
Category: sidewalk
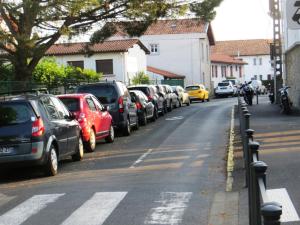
[232,96,300,224]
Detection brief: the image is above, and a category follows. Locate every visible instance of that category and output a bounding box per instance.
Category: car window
[200,85,206,90]
[60,98,80,112]
[128,87,150,96]
[130,92,137,102]
[185,86,200,91]
[0,102,33,126]
[40,96,60,120]
[218,82,230,87]
[86,97,97,111]
[137,92,147,103]
[77,85,118,104]
[50,97,70,119]
[91,96,104,111]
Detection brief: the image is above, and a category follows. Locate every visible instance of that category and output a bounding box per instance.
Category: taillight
[147,95,153,101]
[118,97,124,113]
[78,112,87,123]
[32,117,45,137]
[136,102,142,110]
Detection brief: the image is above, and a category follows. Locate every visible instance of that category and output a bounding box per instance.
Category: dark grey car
[76,81,138,136]
[0,94,83,176]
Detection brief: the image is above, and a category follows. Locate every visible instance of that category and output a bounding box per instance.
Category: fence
[237,96,282,225]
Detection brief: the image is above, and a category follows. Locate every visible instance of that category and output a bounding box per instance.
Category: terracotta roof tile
[211,39,272,56]
[147,66,185,79]
[46,39,150,56]
[211,54,247,65]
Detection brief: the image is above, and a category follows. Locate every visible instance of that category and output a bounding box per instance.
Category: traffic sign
[287,0,300,29]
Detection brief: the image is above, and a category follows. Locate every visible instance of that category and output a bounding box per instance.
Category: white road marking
[267,188,300,222]
[226,106,235,192]
[130,148,153,168]
[165,116,184,121]
[0,194,64,225]
[61,192,127,225]
[144,192,192,225]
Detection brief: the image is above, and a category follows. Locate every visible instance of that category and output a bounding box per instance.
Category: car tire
[186,99,190,106]
[207,98,210,102]
[168,101,172,112]
[141,111,148,126]
[151,107,157,122]
[72,136,84,161]
[135,115,139,130]
[123,118,131,136]
[44,144,58,176]
[164,103,168,114]
[105,124,115,143]
[85,129,96,152]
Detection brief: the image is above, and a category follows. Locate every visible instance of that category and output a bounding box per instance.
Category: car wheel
[72,136,84,161]
[190,99,193,104]
[44,144,58,176]
[141,111,148,126]
[135,115,139,130]
[186,99,190,106]
[105,124,115,143]
[85,129,96,152]
[123,118,131,136]
[168,101,172,112]
[207,98,210,102]
[164,103,168,114]
[151,107,157,122]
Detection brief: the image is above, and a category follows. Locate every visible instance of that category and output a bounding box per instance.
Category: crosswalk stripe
[144,192,192,225]
[61,192,127,225]
[0,194,64,225]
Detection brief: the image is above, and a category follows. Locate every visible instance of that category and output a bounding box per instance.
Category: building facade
[46,39,149,85]
[211,39,273,82]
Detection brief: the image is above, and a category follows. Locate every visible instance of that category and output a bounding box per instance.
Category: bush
[132,71,150,85]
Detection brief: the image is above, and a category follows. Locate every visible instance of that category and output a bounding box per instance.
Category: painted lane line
[0,194,64,225]
[226,106,235,192]
[130,148,153,168]
[144,192,192,225]
[165,116,184,121]
[267,188,300,222]
[61,192,127,225]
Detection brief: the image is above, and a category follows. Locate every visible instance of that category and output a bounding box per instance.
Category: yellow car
[185,84,210,103]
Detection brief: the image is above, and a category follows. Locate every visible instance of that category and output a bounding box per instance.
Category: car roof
[57,93,90,98]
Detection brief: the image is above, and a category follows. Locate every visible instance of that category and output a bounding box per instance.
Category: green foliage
[132,72,150,85]
[0,63,14,81]
[190,0,223,21]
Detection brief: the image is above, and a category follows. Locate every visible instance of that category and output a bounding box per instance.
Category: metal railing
[238,96,282,225]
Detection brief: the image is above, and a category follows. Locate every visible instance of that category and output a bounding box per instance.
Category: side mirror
[67,113,76,120]
[103,105,110,111]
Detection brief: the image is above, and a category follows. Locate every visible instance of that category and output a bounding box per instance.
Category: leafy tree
[132,71,150,85]
[190,0,223,22]
[0,0,222,85]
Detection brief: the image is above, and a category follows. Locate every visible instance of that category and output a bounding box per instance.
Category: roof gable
[211,54,247,65]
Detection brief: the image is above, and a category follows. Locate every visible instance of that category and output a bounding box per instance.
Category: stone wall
[285,44,300,108]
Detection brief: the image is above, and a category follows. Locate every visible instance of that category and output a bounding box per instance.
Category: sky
[211,0,273,41]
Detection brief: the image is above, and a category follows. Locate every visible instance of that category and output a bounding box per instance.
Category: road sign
[287,0,300,29]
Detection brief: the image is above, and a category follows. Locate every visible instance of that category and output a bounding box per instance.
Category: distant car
[76,81,138,136]
[185,84,210,102]
[127,85,163,118]
[215,81,235,97]
[171,86,190,106]
[129,90,155,125]
[58,93,114,152]
[161,84,178,111]
[0,93,83,176]
[155,85,168,114]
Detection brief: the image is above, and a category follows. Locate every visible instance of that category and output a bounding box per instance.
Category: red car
[58,93,114,152]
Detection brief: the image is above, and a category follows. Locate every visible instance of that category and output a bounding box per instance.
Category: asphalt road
[0,98,236,225]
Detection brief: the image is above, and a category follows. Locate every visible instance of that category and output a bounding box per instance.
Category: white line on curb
[226,106,235,192]
[130,148,153,168]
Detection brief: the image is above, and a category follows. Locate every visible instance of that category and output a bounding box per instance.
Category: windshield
[0,102,33,126]
[185,86,200,91]
[77,85,118,104]
[218,82,230,87]
[59,98,80,112]
[128,87,150,96]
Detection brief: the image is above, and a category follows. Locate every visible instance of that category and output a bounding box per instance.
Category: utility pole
[269,0,283,104]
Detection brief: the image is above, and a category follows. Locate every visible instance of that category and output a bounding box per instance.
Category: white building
[210,54,247,88]
[46,39,149,85]
[108,19,215,89]
[211,39,273,82]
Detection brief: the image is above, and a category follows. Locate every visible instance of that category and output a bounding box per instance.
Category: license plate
[0,147,14,154]
[220,87,227,89]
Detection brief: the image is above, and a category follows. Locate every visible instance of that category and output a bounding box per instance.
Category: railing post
[244,129,255,187]
[250,161,267,225]
[249,141,260,163]
[261,203,282,225]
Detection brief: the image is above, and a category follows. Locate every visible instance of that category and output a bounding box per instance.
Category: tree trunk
[13,56,33,91]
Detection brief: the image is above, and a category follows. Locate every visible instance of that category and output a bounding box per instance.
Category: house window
[239,66,242,78]
[211,65,214,78]
[236,65,238,71]
[230,66,233,76]
[67,61,84,69]
[259,58,262,65]
[150,44,159,54]
[215,65,218,77]
[221,66,227,77]
[96,59,113,75]
[259,75,263,80]
[254,75,257,80]
[268,74,271,80]
[253,58,257,65]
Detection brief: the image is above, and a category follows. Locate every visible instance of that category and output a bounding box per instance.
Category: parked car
[76,81,138,136]
[185,84,210,102]
[161,84,178,111]
[155,85,168,114]
[128,85,162,118]
[171,86,190,106]
[58,93,114,152]
[215,81,235,98]
[129,90,155,125]
[0,93,83,176]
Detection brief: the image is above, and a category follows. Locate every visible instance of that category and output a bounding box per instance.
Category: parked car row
[0,81,209,177]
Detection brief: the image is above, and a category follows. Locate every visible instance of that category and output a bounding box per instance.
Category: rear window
[60,98,80,112]
[218,82,230,87]
[0,102,33,126]
[77,85,118,104]
[128,87,150,96]
[185,86,200,91]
